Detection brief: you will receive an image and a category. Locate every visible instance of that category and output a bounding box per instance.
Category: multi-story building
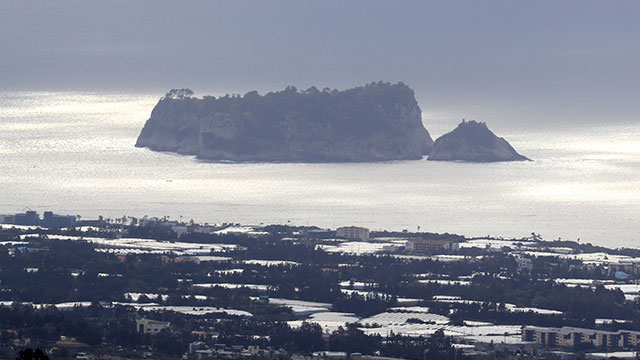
[0,214,13,224]
[522,326,640,349]
[516,256,533,272]
[405,238,459,254]
[336,226,370,240]
[42,211,77,228]
[14,211,40,226]
[1,210,76,228]
[136,318,171,334]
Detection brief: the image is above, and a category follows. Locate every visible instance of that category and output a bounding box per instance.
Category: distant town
[1,209,640,360]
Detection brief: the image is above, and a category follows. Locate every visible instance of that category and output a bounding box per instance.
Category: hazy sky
[1,1,638,123]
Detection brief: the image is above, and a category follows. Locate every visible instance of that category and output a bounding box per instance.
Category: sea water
[1,91,639,247]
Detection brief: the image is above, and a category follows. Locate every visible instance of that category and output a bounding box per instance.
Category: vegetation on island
[136,82,434,162]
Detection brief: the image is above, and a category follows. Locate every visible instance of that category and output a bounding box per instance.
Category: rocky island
[427,120,529,162]
[135,82,434,162]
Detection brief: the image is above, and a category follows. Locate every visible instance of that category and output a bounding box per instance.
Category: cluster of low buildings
[609,262,640,278]
[294,352,405,360]
[188,342,287,359]
[7,213,640,358]
[335,226,461,255]
[139,216,222,236]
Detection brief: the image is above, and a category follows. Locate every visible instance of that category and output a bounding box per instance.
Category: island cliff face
[427,120,529,162]
[135,82,434,162]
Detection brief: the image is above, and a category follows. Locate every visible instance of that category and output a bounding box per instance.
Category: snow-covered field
[506,305,562,315]
[98,272,122,277]
[0,301,93,310]
[428,255,478,262]
[595,318,631,325]
[318,240,405,255]
[193,255,233,262]
[0,240,29,246]
[124,292,169,302]
[288,312,359,333]
[432,295,462,300]
[2,299,254,318]
[210,269,244,275]
[418,279,471,286]
[213,226,267,236]
[243,259,300,266]
[339,281,378,289]
[397,297,423,304]
[459,239,536,250]
[604,283,640,293]
[267,298,332,314]
[359,311,449,327]
[523,251,640,266]
[193,283,273,291]
[555,278,615,287]
[586,352,637,359]
[388,306,431,313]
[20,234,236,255]
[340,289,390,298]
[428,297,562,315]
[127,304,252,317]
[0,224,45,231]
[360,319,523,344]
[392,254,483,262]
[554,279,640,300]
[605,283,640,300]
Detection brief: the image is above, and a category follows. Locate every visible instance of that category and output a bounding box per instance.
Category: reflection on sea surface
[1,91,639,247]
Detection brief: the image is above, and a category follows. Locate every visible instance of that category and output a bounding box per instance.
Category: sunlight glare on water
[1,91,639,247]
